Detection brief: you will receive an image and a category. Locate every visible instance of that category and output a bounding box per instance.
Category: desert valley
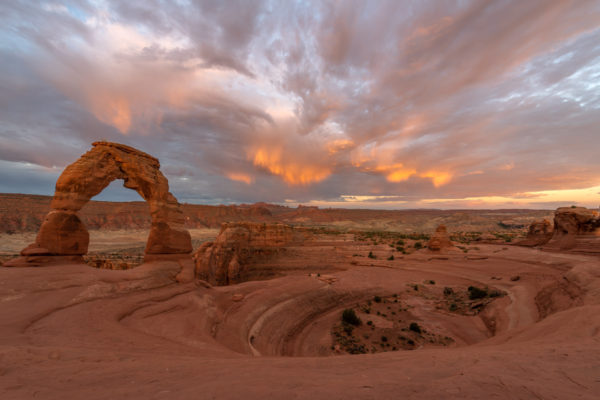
[1,142,599,399]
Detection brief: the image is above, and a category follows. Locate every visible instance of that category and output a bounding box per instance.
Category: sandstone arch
[10,141,192,266]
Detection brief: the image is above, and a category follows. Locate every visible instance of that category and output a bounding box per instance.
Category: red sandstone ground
[1,230,599,399]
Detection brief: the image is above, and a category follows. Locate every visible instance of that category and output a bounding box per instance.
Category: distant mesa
[4,141,192,268]
[427,224,454,251]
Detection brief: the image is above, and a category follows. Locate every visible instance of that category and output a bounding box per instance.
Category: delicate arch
[19,141,192,261]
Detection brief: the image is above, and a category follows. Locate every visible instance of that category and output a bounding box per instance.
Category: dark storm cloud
[0,0,599,208]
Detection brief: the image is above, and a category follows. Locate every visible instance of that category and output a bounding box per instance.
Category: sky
[1,0,599,210]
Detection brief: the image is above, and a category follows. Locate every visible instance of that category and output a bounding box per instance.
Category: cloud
[0,0,599,208]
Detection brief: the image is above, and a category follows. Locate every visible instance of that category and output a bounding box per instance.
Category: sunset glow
[0,1,598,209]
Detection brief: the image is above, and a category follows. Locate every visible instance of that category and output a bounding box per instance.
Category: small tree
[342,308,362,326]
[409,322,422,334]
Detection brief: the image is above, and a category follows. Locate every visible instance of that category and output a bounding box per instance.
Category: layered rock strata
[516,219,554,247]
[427,225,454,251]
[194,222,306,285]
[544,207,600,255]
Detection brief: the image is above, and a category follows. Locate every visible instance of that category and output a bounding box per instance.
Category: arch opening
[83,179,151,270]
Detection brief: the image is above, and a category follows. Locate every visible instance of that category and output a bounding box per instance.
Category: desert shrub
[381,335,388,342]
[366,320,373,326]
[387,255,394,261]
[373,295,382,303]
[409,322,422,333]
[425,280,435,285]
[443,287,454,296]
[449,303,458,311]
[342,309,362,326]
[414,241,423,249]
[396,239,405,245]
[396,246,404,252]
[468,286,488,300]
[368,251,376,259]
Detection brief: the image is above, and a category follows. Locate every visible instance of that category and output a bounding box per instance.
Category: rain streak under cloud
[1,0,599,209]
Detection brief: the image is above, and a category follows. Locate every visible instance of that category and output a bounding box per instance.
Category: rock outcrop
[194,222,305,285]
[516,219,554,247]
[4,141,192,267]
[544,207,600,254]
[427,225,454,251]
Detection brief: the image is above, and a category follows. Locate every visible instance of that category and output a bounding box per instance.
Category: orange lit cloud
[250,146,331,185]
[352,150,453,187]
[88,95,132,134]
[226,172,254,185]
[419,171,453,187]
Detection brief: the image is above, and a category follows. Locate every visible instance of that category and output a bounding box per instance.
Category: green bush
[443,287,454,296]
[468,286,488,300]
[373,295,382,303]
[414,241,423,249]
[409,322,421,333]
[387,255,394,261]
[368,251,376,259]
[342,309,362,326]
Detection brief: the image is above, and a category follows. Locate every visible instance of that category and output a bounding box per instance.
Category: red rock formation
[516,219,554,247]
[544,207,600,254]
[4,142,192,267]
[427,225,454,251]
[194,222,305,285]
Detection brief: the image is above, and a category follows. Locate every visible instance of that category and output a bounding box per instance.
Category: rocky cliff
[544,207,600,255]
[194,222,307,285]
[516,219,554,247]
